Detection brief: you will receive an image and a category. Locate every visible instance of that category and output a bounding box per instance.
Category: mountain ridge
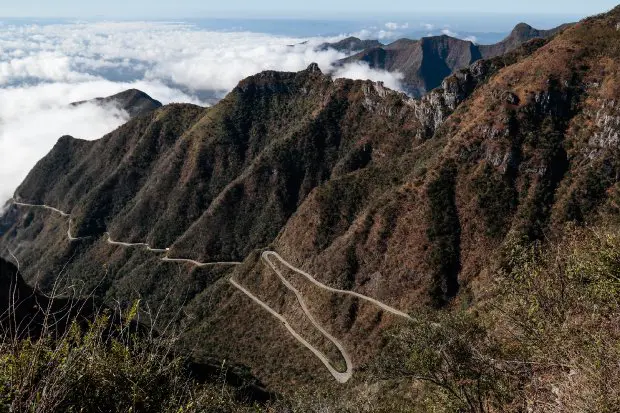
[337,22,572,96]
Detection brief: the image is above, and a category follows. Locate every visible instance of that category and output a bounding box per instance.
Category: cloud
[385,22,409,30]
[439,29,478,44]
[463,35,478,44]
[0,20,402,203]
[0,53,96,85]
[422,23,435,30]
[0,21,350,93]
[441,29,459,37]
[351,28,398,41]
[332,62,404,92]
[147,40,345,93]
[0,79,204,202]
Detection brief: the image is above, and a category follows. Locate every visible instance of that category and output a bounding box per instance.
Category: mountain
[70,89,163,118]
[1,6,620,406]
[317,36,382,53]
[479,22,573,56]
[339,22,572,97]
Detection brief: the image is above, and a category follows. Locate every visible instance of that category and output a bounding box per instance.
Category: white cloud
[385,22,409,30]
[422,23,435,30]
[333,62,404,92]
[441,29,459,37]
[0,21,403,203]
[0,102,127,203]
[0,53,96,84]
[463,35,478,44]
[0,22,350,93]
[147,41,345,93]
[439,29,479,43]
[0,79,202,202]
[353,28,398,41]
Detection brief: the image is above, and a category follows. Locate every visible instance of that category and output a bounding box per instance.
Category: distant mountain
[2,6,620,401]
[339,22,572,97]
[478,22,573,56]
[317,36,382,53]
[70,89,163,118]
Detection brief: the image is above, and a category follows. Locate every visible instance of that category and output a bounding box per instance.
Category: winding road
[230,278,352,383]
[7,198,413,383]
[12,201,69,217]
[262,251,414,322]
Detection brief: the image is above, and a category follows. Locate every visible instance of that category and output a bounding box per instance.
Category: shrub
[0,300,260,413]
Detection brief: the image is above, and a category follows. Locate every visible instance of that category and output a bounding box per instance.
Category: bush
[0,300,260,413]
[375,223,620,412]
[377,311,527,412]
[495,225,620,411]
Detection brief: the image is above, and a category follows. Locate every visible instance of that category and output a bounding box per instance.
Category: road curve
[105,232,151,248]
[12,200,69,217]
[11,201,240,267]
[254,251,354,382]
[67,219,91,242]
[229,278,352,383]
[262,251,413,322]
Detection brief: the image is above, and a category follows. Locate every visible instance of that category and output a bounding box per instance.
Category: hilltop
[70,89,163,118]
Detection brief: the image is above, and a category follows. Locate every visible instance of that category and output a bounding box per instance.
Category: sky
[0,0,617,18]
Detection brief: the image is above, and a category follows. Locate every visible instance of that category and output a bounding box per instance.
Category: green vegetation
[376,222,620,412]
[426,161,461,305]
[0,301,262,413]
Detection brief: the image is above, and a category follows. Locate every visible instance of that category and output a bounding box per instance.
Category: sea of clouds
[0,20,406,203]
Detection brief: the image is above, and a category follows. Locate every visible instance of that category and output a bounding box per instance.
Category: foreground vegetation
[0,301,264,412]
[2,220,618,412]
[372,222,620,412]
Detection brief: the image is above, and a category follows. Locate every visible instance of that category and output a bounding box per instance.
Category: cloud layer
[0,21,405,204]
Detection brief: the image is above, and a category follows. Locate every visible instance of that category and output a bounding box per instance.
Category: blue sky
[0,0,617,18]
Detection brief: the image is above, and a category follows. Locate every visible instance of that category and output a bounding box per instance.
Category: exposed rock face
[339,23,571,97]
[70,89,163,118]
[2,7,620,391]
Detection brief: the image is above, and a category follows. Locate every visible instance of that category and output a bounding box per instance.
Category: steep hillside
[2,6,620,398]
[340,22,570,97]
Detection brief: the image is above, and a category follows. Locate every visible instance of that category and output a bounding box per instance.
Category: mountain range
[326,22,572,96]
[1,6,620,410]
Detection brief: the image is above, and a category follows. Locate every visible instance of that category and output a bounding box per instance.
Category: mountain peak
[338,20,568,97]
[512,22,534,32]
[305,62,322,74]
[71,89,163,118]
